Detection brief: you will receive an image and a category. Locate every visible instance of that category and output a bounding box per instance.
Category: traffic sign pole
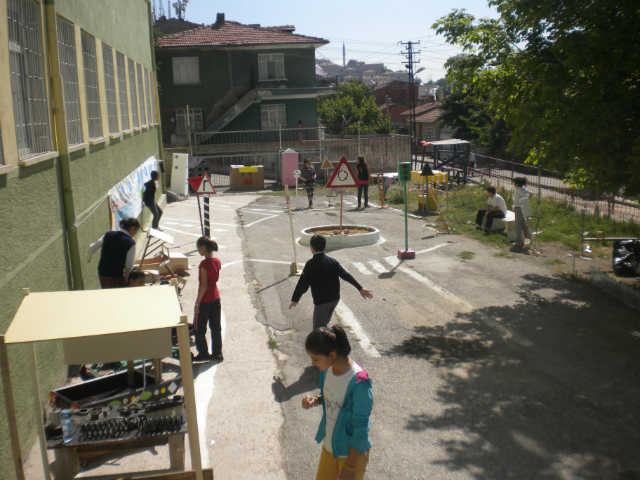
[404,180,408,250]
[196,195,204,235]
[293,169,301,210]
[204,196,210,237]
[397,162,415,259]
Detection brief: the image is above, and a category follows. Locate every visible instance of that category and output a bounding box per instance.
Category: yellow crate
[418,192,438,211]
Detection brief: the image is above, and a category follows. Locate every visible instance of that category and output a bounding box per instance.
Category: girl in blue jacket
[303,325,374,480]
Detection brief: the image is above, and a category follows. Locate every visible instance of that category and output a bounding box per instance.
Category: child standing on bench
[475,186,507,233]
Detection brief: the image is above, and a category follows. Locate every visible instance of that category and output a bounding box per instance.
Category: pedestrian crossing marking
[352,262,373,275]
[368,260,388,274]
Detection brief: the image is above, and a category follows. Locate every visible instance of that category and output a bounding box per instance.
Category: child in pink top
[194,236,222,362]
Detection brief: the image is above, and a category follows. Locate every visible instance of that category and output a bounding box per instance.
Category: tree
[433,0,640,194]
[438,89,513,158]
[318,79,386,134]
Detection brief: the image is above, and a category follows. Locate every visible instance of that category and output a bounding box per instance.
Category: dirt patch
[308,226,374,236]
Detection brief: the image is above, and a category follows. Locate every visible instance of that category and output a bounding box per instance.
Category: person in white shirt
[512,177,534,248]
[475,186,507,233]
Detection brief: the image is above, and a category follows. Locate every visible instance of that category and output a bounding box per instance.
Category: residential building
[155,14,333,147]
[0,1,161,476]
[399,101,453,141]
[373,79,432,127]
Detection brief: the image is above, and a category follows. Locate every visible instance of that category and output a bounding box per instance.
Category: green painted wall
[0,1,161,477]
[155,46,319,128]
[54,0,154,69]
[0,158,71,480]
[224,98,319,131]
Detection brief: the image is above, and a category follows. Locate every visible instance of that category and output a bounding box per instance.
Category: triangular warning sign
[325,156,358,188]
[188,176,203,192]
[320,157,334,170]
[196,172,217,195]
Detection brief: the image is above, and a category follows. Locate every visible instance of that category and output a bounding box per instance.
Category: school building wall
[0,1,161,478]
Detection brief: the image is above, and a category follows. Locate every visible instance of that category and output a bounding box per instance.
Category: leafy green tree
[318,79,386,133]
[433,0,640,194]
[438,88,514,158]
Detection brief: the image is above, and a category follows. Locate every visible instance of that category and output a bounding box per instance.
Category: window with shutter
[257,54,285,81]
[260,104,286,130]
[172,57,199,84]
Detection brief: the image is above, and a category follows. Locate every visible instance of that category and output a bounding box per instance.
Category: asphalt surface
[238,191,640,480]
[23,190,640,480]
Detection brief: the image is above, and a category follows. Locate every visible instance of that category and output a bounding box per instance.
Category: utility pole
[400,41,420,162]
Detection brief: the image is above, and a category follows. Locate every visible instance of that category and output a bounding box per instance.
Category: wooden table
[50,432,186,480]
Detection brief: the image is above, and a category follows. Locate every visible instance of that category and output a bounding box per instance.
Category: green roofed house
[0,1,162,476]
[155,13,334,156]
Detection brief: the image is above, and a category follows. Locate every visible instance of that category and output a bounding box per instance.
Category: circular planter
[299,225,381,249]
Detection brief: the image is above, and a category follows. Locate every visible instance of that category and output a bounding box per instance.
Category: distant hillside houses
[316,58,409,86]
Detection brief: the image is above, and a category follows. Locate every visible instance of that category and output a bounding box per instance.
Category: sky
[159,0,498,83]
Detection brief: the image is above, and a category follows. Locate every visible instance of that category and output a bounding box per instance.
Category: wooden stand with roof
[0,286,210,480]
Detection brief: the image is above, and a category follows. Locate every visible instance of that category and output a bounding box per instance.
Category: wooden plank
[60,432,186,453]
[4,286,181,345]
[53,448,80,480]
[154,358,163,383]
[177,315,204,480]
[0,335,26,480]
[127,360,135,387]
[169,433,186,470]
[84,468,214,480]
[29,343,52,479]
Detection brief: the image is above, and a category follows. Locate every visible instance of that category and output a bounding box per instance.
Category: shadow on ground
[272,366,319,403]
[386,274,640,480]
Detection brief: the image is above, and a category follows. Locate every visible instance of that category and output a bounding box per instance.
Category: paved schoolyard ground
[24,190,640,480]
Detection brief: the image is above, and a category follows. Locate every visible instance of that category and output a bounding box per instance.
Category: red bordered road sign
[189,173,217,195]
[325,156,358,189]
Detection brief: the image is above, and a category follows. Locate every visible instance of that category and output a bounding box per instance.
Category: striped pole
[204,196,210,237]
[196,195,204,236]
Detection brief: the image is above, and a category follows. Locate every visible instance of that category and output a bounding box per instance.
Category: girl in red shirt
[194,236,222,362]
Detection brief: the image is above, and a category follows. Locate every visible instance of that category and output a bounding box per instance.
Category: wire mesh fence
[470,154,640,224]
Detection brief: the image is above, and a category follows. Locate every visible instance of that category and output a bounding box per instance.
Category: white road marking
[208,199,251,206]
[344,200,355,206]
[245,215,279,228]
[240,209,282,216]
[368,260,388,273]
[241,208,285,214]
[164,222,180,225]
[194,309,226,467]
[164,217,200,223]
[220,259,305,270]
[211,229,227,232]
[352,262,373,275]
[164,216,235,226]
[334,301,381,357]
[161,226,203,238]
[384,256,534,347]
[416,243,452,255]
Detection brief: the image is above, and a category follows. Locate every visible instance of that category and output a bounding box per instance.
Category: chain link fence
[470,154,640,224]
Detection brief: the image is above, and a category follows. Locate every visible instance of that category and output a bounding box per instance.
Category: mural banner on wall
[109,156,158,226]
